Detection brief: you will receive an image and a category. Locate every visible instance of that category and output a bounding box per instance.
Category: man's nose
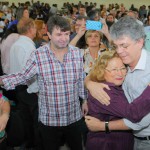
[116,46,124,54]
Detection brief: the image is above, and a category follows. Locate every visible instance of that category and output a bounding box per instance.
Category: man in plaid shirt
[0,15,88,150]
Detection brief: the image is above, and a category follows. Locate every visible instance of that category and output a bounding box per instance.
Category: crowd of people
[0,1,150,150]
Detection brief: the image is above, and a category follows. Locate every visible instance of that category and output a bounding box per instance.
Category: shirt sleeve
[1,51,37,90]
[88,85,150,123]
[123,114,150,130]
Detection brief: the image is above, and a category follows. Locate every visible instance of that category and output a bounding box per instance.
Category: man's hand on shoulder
[84,76,111,106]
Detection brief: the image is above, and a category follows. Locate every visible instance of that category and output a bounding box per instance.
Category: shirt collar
[20,35,35,46]
[85,48,102,55]
[48,42,70,54]
[129,49,147,72]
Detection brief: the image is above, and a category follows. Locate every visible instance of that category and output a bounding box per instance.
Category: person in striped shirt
[0,15,88,150]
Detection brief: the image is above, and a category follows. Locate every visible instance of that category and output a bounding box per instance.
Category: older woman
[85,50,150,150]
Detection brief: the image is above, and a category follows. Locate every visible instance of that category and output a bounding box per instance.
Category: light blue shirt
[144,32,150,51]
[123,49,150,137]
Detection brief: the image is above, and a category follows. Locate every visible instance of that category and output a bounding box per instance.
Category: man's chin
[56,45,68,50]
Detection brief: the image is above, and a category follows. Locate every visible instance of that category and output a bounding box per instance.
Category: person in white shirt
[9,17,39,149]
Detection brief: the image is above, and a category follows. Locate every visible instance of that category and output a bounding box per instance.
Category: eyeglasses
[105,67,127,74]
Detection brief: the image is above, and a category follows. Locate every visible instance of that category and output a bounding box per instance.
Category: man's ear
[47,32,51,40]
[137,38,144,49]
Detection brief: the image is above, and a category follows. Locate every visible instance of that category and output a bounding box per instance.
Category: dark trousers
[15,85,39,149]
[38,119,83,150]
[0,138,7,150]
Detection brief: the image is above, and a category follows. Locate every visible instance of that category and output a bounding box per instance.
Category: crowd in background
[0,1,150,38]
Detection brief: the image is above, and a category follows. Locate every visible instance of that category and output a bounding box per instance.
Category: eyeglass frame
[105,67,127,74]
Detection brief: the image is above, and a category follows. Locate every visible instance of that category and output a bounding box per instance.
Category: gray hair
[110,16,145,41]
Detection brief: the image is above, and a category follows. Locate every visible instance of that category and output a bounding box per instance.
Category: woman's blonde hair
[89,50,119,82]
[100,11,107,18]
[34,19,45,40]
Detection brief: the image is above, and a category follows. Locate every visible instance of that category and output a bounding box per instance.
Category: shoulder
[104,85,123,98]
[89,83,124,102]
[69,44,81,54]
[6,33,19,42]
[8,33,19,38]
[34,43,49,54]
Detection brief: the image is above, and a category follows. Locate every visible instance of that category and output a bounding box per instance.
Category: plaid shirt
[2,43,87,126]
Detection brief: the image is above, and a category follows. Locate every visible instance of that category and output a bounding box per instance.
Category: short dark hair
[73,5,78,9]
[80,4,85,9]
[47,15,71,34]
[107,13,114,18]
[76,15,89,21]
[87,10,99,20]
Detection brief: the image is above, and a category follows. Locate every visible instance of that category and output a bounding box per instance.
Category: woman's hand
[100,20,109,35]
[69,19,86,46]
[85,116,105,131]
[99,20,112,43]
[77,19,86,38]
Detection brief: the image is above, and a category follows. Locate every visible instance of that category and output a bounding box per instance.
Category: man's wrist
[105,121,110,133]
[97,120,105,131]
[82,99,87,104]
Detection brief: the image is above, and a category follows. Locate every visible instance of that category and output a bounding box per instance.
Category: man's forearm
[70,34,82,46]
[109,119,130,130]
[95,119,130,131]
[85,116,130,132]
